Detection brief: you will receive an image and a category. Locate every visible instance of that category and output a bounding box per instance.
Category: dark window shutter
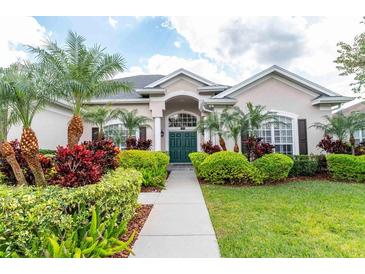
[92,127,99,142]
[298,119,308,155]
[139,126,147,141]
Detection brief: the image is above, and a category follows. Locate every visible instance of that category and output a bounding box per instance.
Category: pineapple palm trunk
[233,143,239,153]
[219,135,227,151]
[350,134,356,155]
[0,141,27,186]
[20,127,46,186]
[68,115,84,147]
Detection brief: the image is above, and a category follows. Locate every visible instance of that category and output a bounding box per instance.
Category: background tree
[312,111,365,155]
[0,68,27,185]
[82,106,119,140]
[221,107,244,152]
[335,18,365,94]
[1,62,57,186]
[29,31,131,147]
[198,111,227,150]
[117,109,151,137]
[245,102,277,137]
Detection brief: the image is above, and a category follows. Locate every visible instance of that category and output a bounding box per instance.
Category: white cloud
[0,16,48,67]
[174,41,181,48]
[108,16,118,29]
[164,16,365,96]
[118,54,237,85]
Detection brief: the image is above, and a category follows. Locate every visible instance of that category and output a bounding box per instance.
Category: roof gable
[145,68,216,88]
[214,65,340,99]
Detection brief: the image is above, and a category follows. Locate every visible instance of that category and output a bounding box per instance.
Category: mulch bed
[113,204,153,258]
[198,172,333,188]
[141,186,162,192]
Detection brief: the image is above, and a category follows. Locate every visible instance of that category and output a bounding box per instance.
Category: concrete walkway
[132,166,220,258]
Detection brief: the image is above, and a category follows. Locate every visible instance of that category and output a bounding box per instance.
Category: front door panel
[169,131,197,163]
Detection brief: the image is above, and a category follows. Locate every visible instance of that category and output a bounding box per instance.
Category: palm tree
[29,31,131,147]
[0,69,27,185]
[245,102,277,137]
[82,106,119,140]
[0,62,56,186]
[221,107,248,152]
[312,111,365,155]
[117,109,152,138]
[198,111,227,150]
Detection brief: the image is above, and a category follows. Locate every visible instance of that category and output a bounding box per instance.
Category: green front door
[169,131,197,163]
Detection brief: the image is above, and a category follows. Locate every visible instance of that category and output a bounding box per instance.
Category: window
[104,124,137,148]
[257,115,294,155]
[354,129,365,144]
[168,113,197,128]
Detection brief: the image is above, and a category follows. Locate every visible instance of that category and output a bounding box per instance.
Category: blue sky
[1,16,364,96]
[35,16,197,70]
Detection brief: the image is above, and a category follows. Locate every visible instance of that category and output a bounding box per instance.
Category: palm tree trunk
[97,128,104,141]
[218,134,227,151]
[68,115,84,147]
[0,141,27,186]
[20,127,46,186]
[350,133,356,155]
[233,143,239,153]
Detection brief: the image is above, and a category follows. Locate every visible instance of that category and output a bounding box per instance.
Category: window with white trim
[168,113,197,128]
[354,129,365,145]
[256,115,294,155]
[104,124,137,148]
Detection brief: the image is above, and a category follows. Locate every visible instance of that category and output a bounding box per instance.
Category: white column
[154,117,161,151]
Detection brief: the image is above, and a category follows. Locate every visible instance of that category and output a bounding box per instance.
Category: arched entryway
[164,95,201,163]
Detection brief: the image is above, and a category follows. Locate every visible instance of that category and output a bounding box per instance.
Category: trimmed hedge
[0,168,142,257]
[200,151,263,185]
[253,153,294,182]
[189,152,209,177]
[326,154,365,183]
[119,150,170,187]
[289,155,319,177]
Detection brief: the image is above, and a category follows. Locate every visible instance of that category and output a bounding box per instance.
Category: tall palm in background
[198,111,227,150]
[29,31,131,147]
[312,111,365,155]
[221,107,248,152]
[245,102,277,137]
[118,109,152,137]
[82,106,119,140]
[0,68,27,186]
[1,63,57,186]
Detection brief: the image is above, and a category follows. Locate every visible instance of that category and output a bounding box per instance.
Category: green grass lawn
[201,180,365,258]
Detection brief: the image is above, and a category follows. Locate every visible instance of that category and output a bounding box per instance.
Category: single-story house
[7,65,354,163]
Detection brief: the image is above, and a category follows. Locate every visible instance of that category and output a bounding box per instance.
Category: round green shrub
[119,150,169,187]
[326,154,365,183]
[188,152,208,177]
[200,151,263,185]
[253,153,294,182]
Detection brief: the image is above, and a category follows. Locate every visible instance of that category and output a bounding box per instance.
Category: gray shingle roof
[102,74,165,100]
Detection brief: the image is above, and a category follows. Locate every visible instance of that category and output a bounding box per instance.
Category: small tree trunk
[97,128,104,141]
[68,115,84,147]
[0,141,27,186]
[23,154,47,186]
[350,134,356,155]
[20,127,47,186]
[219,135,227,151]
[233,143,239,153]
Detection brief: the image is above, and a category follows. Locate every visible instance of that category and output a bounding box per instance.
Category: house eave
[136,88,165,95]
[85,98,150,105]
[204,98,237,106]
[311,96,355,106]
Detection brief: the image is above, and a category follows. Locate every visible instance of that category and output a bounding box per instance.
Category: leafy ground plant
[202,180,365,257]
[46,207,135,258]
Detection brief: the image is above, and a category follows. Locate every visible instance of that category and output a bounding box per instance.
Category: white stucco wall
[7,103,93,150]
